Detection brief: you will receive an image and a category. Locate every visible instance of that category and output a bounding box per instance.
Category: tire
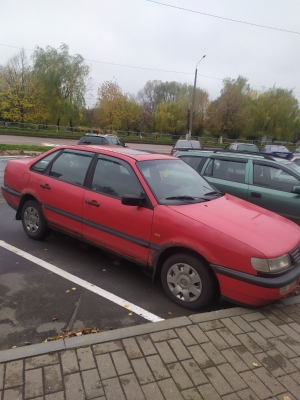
[161,253,218,310]
[21,200,50,240]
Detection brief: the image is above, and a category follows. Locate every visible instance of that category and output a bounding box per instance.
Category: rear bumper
[211,264,300,306]
[1,186,21,211]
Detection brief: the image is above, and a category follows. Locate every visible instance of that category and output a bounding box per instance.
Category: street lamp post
[187,55,206,140]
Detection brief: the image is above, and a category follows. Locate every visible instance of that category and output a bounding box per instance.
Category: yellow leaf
[124,304,129,308]
[283,396,292,400]
[66,290,70,293]
[12,345,17,349]
[103,269,106,272]
[76,332,83,336]
[72,287,76,290]
[16,262,19,264]
[44,248,47,250]
[168,312,172,315]
[128,312,132,316]
[253,362,259,367]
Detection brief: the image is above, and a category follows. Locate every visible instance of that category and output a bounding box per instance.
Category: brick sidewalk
[1,297,300,400]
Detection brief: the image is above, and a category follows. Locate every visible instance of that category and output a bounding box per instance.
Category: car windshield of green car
[137,159,222,204]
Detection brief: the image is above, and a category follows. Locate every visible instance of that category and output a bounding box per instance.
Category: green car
[174,150,300,225]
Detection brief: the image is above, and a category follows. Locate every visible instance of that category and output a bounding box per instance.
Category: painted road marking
[0,240,164,323]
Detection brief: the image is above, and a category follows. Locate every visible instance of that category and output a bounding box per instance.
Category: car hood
[168,194,300,257]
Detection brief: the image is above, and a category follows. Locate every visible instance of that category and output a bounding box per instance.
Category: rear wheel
[21,200,50,240]
[161,253,217,309]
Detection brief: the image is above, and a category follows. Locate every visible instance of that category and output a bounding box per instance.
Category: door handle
[251,192,262,198]
[85,200,100,207]
[40,183,50,190]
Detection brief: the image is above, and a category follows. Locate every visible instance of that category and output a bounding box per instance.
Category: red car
[2,145,300,309]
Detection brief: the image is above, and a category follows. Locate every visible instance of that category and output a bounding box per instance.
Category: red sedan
[2,145,300,309]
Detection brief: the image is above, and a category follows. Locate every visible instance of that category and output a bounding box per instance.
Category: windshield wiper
[165,196,197,201]
[203,191,224,197]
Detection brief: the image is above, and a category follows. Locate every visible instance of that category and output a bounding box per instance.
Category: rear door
[82,155,154,264]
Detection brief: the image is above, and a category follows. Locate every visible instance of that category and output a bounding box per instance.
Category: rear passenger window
[31,150,61,173]
[254,164,300,192]
[204,159,246,183]
[180,156,208,173]
[49,150,94,186]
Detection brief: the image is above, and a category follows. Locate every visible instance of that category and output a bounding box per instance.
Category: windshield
[137,159,220,204]
[176,140,201,149]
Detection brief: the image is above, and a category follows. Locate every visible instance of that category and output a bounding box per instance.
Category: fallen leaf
[66,290,70,293]
[43,339,48,343]
[124,304,129,308]
[52,315,58,321]
[76,332,83,336]
[16,262,19,264]
[283,396,292,400]
[168,312,172,315]
[103,269,106,272]
[253,362,259,367]
[24,342,31,346]
[12,345,17,349]
[72,287,76,290]
[44,248,47,250]
[91,329,98,333]
[128,312,132,316]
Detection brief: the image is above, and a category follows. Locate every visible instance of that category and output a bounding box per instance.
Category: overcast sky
[1,0,300,106]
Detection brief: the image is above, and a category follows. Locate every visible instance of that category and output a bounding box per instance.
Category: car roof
[57,144,174,161]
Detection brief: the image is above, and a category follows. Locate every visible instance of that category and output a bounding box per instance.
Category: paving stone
[268,337,297,359]
[96,353,117,380]
[181,387,203,400]
[289,321,300,333]
[276,393,297,400]
[237,388,259,400]
[236,333,263,354]
[289,313,300,325]
[255,352,285,377]
[60,350,79,375]
[44,364,63,394]
[249,321,276,339]
[262,310,286,326]
[277,305,300,315]
[204,330,229,350]
[154,341,177,364]
[122,338,143,359]
[93,340,123,355]
[77,347,96,370]
[269,309,294,324]
[181,359,208,386]
[247,331,274,351]
[266,349,298,374]
[221,348,249,373]
[157,378,184,400]
[198,320,225,331]
[102,377,126,400]
[120,373,146,400]
[279,335,300,356]
[217,327,241,347]
[146,355,170,380]
[242,312,266,323]
[136,335,157,356]
[234,345,260,369]
[290,357,300,370]
[141,382,164,400]
[290,371,300,385]
[222,394,240,400]
[277,374,300,398]
[240,370,273,399]
[166,362,193,391]
[231,316,254,333]
[25,368,43,398]
[45,392,65,400]
[187,325,209,344]
[131,358,155,384]
[220,317,244,335]
[82,368,104,399]
[253,367,285,396]
[203,366,233,396]
[150,329,177,342]
[201,342,227,365]
[217,363,248,391]
[175,327,197,346]
[64,372,85,400]
[188,345,213,369]
[25,353,59,369]
[111,350,133,375]
[259,319,285,337]
[197,383,222,400]
[4,360,23,388]
[279,324,300,342]
[3,387,23,400]
[0,364,3,390]
[168,338,191,360]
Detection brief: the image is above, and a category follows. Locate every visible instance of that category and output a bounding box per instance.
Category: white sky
[1,0,300,106]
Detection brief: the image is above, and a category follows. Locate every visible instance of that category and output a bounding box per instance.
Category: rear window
[270,145,289,152]
[237,144,258,152]
[176,140,201,148]
[79,136,104,145]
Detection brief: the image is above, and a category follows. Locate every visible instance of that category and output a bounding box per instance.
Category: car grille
[290,244,300,265]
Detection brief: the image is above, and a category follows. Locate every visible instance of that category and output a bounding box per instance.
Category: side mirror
[121,194,144,206]
[291,186,300,194]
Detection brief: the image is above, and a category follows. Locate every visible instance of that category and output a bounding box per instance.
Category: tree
[32,43,90,127]
[0,50,46,122]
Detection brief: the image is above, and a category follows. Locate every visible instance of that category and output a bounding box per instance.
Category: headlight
[251,254,291,273]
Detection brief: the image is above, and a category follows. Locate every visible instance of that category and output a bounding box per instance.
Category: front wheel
[161,253,218,309]
[21,200,50,240]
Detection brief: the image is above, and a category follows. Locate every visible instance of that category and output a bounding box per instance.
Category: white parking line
[0,240,164,323]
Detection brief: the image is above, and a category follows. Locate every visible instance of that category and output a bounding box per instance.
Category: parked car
[175,150,300,225]
[2,146,300,309]
[171,140,201,155]
[78,133,127,147]
[223,142,259,152]
[260,145,293,159]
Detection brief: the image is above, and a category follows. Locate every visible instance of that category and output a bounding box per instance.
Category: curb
[1,296,299,364]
